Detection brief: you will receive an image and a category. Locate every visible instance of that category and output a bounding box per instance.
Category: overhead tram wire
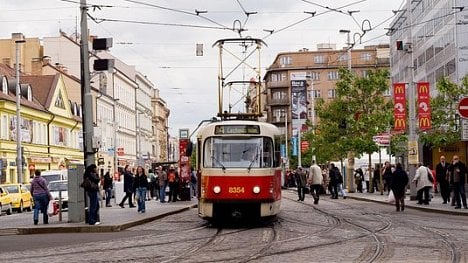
[121,0,231,30]
[262,0,367,40]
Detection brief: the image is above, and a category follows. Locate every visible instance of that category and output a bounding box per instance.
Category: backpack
[168,172,176,183]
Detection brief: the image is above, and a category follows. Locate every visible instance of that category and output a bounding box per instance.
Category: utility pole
[15,37,25,183]
[80,0,95,167]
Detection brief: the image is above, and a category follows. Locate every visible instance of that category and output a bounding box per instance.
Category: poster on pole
[408,140,419,165]
[393,83,406,131]
[417,82,431,130]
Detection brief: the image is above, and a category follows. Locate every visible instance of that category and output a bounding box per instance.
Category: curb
[15,204,198,235]
[347,196,468,216]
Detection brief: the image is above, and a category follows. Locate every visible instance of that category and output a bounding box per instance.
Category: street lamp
[339,29,352,70]
[113,98,119,176]
[15,37,25,183]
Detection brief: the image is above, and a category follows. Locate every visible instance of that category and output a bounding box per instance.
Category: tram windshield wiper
[212,155,226,172]
[247,149,259,172]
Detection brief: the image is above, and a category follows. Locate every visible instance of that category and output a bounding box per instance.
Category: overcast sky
[1,0,404,136]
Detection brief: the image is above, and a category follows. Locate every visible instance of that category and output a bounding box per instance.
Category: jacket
[295,170,307,187]
[413,166,433,191]
[308,164,323,185]
[390,168,409,195]
[158,170,167,187]
[435,162,449,182]
[123,171,134,193]
[133,174,149,191]
[103,173,113,189]
[448,161,466,185]
[30,176,49,196]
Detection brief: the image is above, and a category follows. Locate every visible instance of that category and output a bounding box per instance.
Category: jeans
[33,193,49,224]
[120,191,134,207]
[453,183,467,208]
[87,191,99,225]
[104,187,112,206]
[136,187,147,212]
[159,183,167,202]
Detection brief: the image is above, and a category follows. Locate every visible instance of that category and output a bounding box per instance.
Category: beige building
[0,64,82,183]
[263,44,391,137]
[152,88,169,162]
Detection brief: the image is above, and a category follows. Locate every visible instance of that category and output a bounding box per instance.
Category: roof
[0,64,19,78]
[20,74,58,108]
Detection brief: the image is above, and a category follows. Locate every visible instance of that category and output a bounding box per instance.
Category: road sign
[458,97,468,118]
[372,133,391,146]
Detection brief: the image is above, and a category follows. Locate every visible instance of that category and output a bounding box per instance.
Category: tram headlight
[253,186,261,194]
[213,186,221,194]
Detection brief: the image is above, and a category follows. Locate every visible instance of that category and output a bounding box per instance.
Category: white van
[41,170,68,184]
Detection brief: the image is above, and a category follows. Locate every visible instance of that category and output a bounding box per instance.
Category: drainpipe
[47,112,57,170]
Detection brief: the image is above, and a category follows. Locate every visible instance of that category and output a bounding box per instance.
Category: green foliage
[304,68,393,162]
[419,76,468,148]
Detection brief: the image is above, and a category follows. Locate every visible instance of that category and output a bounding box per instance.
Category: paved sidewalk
[0,199,198,235]
[345,190,468,216]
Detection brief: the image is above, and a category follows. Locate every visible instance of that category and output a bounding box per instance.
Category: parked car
[22,183,35,208]
[0,186,12,215]
[0,184,33,212]
[48,180,68,210]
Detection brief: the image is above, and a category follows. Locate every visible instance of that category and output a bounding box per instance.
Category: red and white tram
[196,120,282,221]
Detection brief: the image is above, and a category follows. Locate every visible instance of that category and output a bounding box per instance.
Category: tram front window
[204,137,274,169]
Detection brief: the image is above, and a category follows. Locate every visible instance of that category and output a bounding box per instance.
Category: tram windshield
[204,137,274,169]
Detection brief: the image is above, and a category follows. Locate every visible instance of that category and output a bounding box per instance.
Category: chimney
[31,58,43,75]
[42,56,51,65]
[12,33,25,41]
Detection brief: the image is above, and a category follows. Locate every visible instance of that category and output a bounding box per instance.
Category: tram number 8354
[228,187,245,194]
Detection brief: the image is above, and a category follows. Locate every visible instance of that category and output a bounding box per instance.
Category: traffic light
[396,40,403,50]
[93,59,114,71]
[92,38,113,51]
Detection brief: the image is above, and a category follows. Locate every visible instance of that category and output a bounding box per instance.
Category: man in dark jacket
[390,163,409,212]
[329,163,340,199]
[103,171,113,207]
[448,155,467,209]
[295,167,307,201]
[435,155,450,204]
[118,165,135,208]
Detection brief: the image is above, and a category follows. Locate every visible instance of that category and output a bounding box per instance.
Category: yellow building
[0,64,82,183]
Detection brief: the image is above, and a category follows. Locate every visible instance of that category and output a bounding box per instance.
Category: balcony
[268,98,290,106]
[266,80,289,88]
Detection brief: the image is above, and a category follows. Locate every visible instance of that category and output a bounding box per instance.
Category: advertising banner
[417,82,431,130]
[291,137,298,156]
[393,83,406,131]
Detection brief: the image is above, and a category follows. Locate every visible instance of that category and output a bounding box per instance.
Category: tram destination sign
[215,125,260,135]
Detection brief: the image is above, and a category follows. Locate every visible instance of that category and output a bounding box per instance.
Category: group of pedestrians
[293,161,347,204]
[434,155,467,209]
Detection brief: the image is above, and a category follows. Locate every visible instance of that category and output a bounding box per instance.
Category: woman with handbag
[30,170,51,225]
[83,164,100,225]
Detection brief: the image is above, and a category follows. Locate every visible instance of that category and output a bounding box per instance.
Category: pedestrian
[30,170,51,225]
[119,165,136,208]
[167,165,180,202]
[337,168,347,199]
[382,161,392,194]
[83,164,101,225]
[103,171,113,207]
[328,163,340,199]
[148,168,157,200]
[364,168,372,193]
[373,165,381,192]
[190,167,198,197]
[308,160,323,204]
[390,163,409,212]
[158,166,167,203]
[133,166,149,213]
[295,166,307,201]
[447,155,467,209]
[413,162,433,205]
[354,168,364,193]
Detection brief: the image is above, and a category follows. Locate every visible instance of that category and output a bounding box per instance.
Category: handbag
[426,168,434,183]
[81,177,99,191]
[388,190,395,204]
[47,200,57,216]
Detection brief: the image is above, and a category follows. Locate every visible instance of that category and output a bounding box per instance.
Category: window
[1,77,7,94]
[55,91,65,109]
[314,56,325,64]
[273,109,286,121]
[362,70,370,78]
[328,89,336,98]
[307,72,320,81]
[338,53,349,62]
[203,137,274,168]
[280,56,292,66]
[328,71,339,80]
[361,53,372,61]
[311,90,321,98]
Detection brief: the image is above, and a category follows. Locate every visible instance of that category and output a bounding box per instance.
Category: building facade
[264,44,391,138]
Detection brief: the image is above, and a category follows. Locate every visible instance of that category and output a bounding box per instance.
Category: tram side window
[262,138,274,168]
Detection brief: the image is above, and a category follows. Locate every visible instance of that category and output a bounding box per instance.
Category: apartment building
[264,44,391,137]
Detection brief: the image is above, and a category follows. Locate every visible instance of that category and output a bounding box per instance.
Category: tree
[304,68,393,163]
[419,76,468,148]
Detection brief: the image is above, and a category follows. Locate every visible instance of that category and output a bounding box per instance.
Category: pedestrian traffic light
[396,40,403,50]
[92,38,113,51]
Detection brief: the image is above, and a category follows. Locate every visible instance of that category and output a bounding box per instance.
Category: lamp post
[15,37,25,183]
[340,29,355,192]
[113,98,119,176]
